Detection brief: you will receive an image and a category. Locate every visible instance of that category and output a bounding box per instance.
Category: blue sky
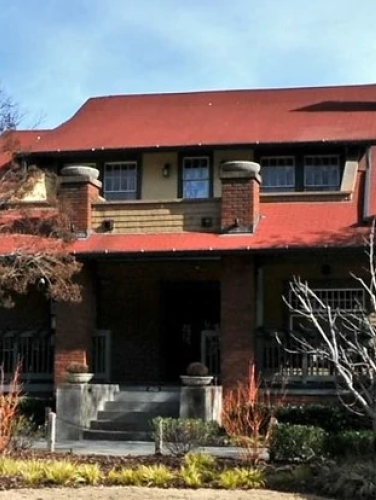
[1,0,376,128]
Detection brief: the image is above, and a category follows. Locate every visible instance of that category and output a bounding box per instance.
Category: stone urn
[65,362,93,384]
[180,361,213,386]
[180,375,213,386]
[66,372,94,384]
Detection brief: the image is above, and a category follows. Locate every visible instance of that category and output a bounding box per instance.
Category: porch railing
[0,330,53,381]
[257,330,335,383]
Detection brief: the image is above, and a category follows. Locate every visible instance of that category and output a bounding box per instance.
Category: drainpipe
[363,146,372,221]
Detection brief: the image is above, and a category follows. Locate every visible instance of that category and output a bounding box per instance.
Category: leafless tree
[0,88,82,307]
[278,224,376,436]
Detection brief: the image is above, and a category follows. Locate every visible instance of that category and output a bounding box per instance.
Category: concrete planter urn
[65,362,93,384]
[66,372,94,384]
[61,165,99,179]
[180,375,213,386]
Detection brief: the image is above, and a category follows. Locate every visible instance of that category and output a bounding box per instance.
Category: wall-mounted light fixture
[162,163,171,178]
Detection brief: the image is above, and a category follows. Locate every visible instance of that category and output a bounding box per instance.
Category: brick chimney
[58,165,101,236]
[220,161,261,233]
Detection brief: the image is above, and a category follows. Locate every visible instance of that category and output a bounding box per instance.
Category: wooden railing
[257,330,335,383]
[0,330,53,387]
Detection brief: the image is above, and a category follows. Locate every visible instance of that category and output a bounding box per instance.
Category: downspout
[363,146,372,221]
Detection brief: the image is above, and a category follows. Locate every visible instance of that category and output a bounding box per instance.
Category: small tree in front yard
[222,363,284,462]
[279,223,376,445]
[0,87,82,307]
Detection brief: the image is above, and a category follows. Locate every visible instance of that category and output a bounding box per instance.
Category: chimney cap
[220,161,261,181]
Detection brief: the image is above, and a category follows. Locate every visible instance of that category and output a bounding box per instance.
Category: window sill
[261,190,352,203]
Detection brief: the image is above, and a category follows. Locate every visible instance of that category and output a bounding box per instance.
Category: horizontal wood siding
[92,199,221,233]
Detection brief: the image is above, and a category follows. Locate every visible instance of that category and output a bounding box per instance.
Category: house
[1,83,376,401]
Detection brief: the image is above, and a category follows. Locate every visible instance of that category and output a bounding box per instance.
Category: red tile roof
[71,173,367,255]
[17,84,376,153]
[0,130,49,168]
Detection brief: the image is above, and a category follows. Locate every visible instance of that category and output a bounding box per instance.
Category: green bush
[152,417,222,455]
[216,467,265,489]
[276,404,371,433]
[325,430,374,458]
[270,424,326,462]
[313,461,376,500]
[18,397,55,426]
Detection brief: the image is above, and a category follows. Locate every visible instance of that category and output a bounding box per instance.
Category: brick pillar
[58,165,101,235]
[221,256,256,390]
[54,264,96,385]
[220,161,261,233]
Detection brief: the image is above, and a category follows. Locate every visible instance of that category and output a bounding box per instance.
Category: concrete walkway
[33,439,251,458]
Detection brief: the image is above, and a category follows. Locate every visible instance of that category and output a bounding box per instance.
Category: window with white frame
[260,156,295,192]
[182,157,210,198]
[104,162,138,200]
[304,155,340,191]
[289,287,365,314]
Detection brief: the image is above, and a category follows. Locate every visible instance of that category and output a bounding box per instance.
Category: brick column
[221,256,256,390]
[58,165,101,235]
[54,264,96,385]
[220,161,261,233]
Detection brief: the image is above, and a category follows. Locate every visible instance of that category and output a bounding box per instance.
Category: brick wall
[220,256,256,390]
[220,161,261,233]
[54,264,96,384]
[58,178,101,234]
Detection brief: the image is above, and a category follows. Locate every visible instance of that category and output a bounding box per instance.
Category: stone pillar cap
[220,161,261,181]
[61,165,99,180]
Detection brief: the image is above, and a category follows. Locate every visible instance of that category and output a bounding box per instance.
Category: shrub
[152,417,219,455]
[183,452,216,482]
[222,363,284,463]
[65,362,89,373]
[136,464,174,488]
[44,459,81,485]
[18,459,46,484]
[314,461,376,500]
[276,404,371,433]
[76,463,103,485]
[186,362,209,376]
[17,396,55,426]
[270,424,326,462]
[9,414,43,451]
[216,467,265,489]
[325,430,374,458]
[108,468,140,486]
[179,464,203,488]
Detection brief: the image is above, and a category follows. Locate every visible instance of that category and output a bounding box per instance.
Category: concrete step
[113,390,180,403]
[97,409,178,422]
[83,429,151,441]
[90,419,154,432]
[104,401,179,413]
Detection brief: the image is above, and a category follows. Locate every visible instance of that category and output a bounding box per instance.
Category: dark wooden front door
[161,281,220,383]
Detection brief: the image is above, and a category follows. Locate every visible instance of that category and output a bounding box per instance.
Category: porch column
[220,256,256,390]
[54,264,96,385]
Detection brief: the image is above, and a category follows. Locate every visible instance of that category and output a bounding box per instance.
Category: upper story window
[260,156,295,192]
[104,162,138,200]
[182,156,210,198]
[304,155,340,191]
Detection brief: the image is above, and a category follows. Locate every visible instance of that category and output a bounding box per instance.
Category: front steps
[83,387,180,441]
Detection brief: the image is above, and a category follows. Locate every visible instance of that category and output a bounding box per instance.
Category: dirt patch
[0,486,333,500]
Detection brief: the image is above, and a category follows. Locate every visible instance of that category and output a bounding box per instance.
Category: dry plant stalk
[222,363,284,463]
[0,362,21,453]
